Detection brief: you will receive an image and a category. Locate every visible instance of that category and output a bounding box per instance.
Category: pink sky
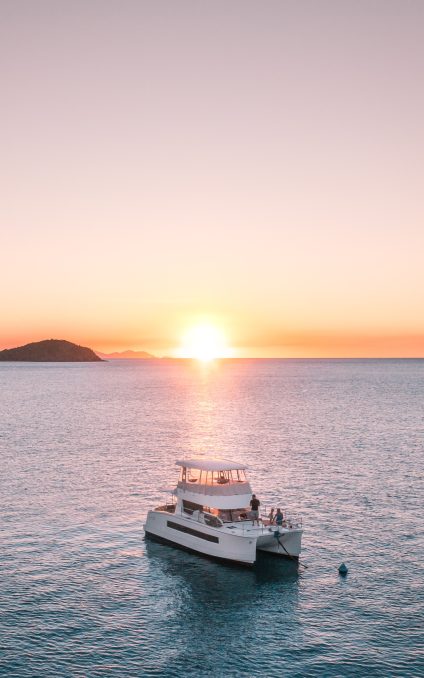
[1,1,423,357]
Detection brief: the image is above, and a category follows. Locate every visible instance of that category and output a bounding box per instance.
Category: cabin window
[214,508,249,522]
[203,514,223,528]
[182,500,203,515]
[232,508,250,520]
[216,509,233,522]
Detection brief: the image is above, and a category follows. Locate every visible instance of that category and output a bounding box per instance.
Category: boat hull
[144,531,258,567]
[256,528,303,558]
[144,510,258,565]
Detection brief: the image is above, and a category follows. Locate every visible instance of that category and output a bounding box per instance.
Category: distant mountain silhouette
[96,349,155,360]
[0,339,103,362]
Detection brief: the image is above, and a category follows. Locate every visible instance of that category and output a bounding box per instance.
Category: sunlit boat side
[144,458,303,565]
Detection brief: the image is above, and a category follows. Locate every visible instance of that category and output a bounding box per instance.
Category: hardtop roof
[176,458,248,472]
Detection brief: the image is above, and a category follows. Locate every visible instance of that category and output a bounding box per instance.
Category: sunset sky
[1,0,423,357]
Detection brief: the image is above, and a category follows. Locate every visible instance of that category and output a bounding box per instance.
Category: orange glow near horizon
[1,327,424,359]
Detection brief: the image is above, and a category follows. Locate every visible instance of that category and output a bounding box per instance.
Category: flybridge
[175,458,253,509]
[177,459,250,491]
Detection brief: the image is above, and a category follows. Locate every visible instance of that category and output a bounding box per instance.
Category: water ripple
[0,359,423,676]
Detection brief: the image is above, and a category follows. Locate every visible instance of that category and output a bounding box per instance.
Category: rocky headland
[0,339,103,362]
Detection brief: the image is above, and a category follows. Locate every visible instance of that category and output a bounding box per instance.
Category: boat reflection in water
[144,536,301,628]
[143,537,302,675]
[145,536,301,587]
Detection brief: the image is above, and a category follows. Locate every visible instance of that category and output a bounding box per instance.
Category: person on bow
[275,508,284,527]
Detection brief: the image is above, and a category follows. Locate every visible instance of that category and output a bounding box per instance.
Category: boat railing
[281,514,302,529]
[230,515,302,534]
[177,480,252,496]
[155,503,176,514]
[260,506,303,529]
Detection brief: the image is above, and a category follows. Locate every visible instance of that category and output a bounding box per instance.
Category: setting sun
[177,324,233,361]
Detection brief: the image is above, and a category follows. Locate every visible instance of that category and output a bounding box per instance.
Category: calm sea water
[0,359,423,677]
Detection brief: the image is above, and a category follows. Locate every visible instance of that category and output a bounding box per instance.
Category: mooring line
[276,534,309,569]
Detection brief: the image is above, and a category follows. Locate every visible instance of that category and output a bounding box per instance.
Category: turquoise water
[1,359,423,677]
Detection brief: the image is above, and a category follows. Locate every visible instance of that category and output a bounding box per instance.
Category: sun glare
[178,324,232,361]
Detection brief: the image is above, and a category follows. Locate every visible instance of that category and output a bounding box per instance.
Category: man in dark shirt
[250,494,260,526]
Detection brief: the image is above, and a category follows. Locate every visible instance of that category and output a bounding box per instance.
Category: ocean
[0,359,423,677]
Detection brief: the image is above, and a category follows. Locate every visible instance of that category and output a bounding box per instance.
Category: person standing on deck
[250,494,261,526]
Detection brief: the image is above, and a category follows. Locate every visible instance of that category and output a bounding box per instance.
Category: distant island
[0,339,103,362]
[96,349,155,359]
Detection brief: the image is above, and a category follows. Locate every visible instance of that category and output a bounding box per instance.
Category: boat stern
[256,527,303,558]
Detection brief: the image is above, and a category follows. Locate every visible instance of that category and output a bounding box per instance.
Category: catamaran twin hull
[145,509,302,565]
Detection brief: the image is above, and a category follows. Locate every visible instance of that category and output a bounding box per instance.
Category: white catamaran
[144,458,303,565]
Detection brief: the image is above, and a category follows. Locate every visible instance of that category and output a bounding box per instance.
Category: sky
[1,0,423,357]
